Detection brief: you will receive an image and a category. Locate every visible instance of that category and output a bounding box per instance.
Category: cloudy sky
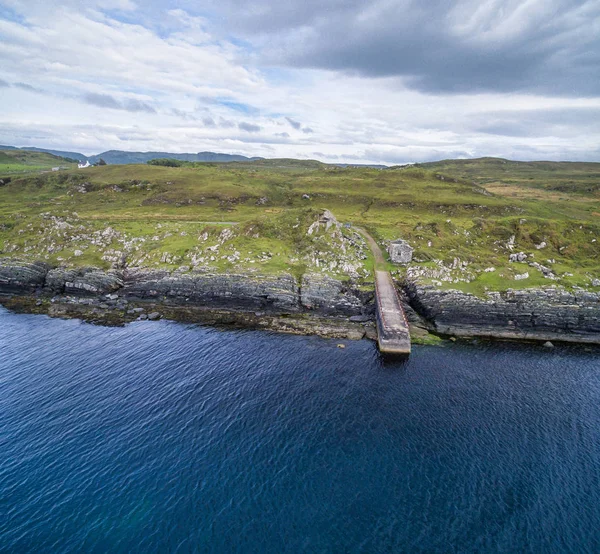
[1,0,599,164]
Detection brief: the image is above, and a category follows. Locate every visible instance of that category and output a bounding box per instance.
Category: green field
[1,151,599,294]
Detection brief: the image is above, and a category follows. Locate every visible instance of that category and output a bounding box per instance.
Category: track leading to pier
[356,228,411,355]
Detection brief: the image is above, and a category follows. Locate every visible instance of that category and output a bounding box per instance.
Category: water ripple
[2,307,600,552]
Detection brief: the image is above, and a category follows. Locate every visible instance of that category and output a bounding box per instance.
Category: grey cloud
[124,99,156,113]
[474,107,600,138]
[83,92,155,113]
[84,92,121,109]
[201,0,364,33]
[238,121,262,132]
[14,82,43,93]
[302,127,313,134]
[205,0,600,96]
[363,148,473,165]
[285,117,301,130]
[0,79,9,87]
[171,108,197,120]
[219,117,235,128]
[202,116,216,127]
[312,152,339,160]
[275,132,290,138]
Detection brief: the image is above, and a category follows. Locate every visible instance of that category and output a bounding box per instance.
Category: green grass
[0,157,599,291]
[0,149,77,176]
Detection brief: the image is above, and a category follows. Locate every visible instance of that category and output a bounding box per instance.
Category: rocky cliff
[2,258,600,345]
[406,283,600,344]
[0,259,370,317]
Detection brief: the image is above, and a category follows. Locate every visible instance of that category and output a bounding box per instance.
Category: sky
[0,0,599,164]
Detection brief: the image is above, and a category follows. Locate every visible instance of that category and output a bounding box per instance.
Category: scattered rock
[349,314,371,322]
[543,341,554,348]
[509,252,528,263]
[536,242,547,250]
[514,272,529,281]
[337,343,346,348]
[148,312,161,320]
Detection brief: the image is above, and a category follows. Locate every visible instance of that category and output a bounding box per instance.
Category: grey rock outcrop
[123,270,299,311]
[388,240,413,264]
[509,252,528,262]
[301,273,364,315]
[0,259,49,293]
[406,284,600,344]
[46,268,124,295]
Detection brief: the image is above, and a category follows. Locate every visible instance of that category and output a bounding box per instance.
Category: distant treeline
[146,158,217,168]
[147,158,184,167]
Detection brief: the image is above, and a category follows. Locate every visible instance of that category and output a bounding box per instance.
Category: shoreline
[1,259,600,346]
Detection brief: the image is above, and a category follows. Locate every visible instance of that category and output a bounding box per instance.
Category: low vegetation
[0,150,77,175]
[1,151,599,293]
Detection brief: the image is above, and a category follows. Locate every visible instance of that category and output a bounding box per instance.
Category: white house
[78,161,91,169]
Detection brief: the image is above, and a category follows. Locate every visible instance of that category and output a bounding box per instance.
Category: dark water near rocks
[2,308,600,553]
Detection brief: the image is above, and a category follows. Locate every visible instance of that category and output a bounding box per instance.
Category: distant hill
[19,146,88,162]
[0,145,262,165]
[0,149,77,175]
[336,163,388,169]
[414,157,600,194]
[87,150,263,165]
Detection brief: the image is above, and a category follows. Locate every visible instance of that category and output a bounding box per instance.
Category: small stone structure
[387,239,413,264]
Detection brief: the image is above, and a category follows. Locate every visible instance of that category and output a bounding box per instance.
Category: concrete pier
[355,227,412,355]
[374,270,411,355]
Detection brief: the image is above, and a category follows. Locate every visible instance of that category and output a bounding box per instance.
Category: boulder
[509,252,528,263]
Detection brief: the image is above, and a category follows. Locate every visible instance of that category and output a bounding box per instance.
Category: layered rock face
[0,260,370,317]
[124,269,299,311]
[0,259,50,293]
[301,273,365,315]
[3,258,600,344]
[46,268,124,295]
[407,284,600,343]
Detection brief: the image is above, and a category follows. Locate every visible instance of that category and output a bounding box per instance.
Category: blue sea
[2,307,600,553]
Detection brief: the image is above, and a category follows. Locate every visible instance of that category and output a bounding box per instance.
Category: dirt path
[355,227,386,268]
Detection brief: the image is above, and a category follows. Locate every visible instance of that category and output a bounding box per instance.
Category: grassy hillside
[0,158,599,293]
[0,149,77,176]
[417,157,600,200]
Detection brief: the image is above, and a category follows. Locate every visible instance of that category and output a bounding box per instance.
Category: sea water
[2,307,600,553]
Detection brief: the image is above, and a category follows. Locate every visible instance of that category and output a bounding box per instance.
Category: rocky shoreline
[0,259,378,340]
[1,259,600,346]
